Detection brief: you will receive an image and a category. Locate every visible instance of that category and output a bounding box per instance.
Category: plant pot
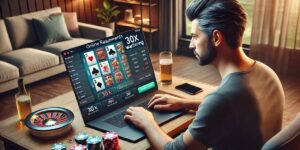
[101,22,115,33]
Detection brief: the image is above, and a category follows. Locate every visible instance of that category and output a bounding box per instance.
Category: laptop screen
[62,29,158,122]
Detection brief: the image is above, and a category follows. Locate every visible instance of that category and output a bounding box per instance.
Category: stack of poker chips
[51,143,66,150]
[102,132,119,150]
[75,132,89,145]
[86,135,102,150]
[52,132,120,150]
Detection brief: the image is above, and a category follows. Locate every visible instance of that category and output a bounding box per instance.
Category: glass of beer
[15,93,32,122]
[159,51,173,85]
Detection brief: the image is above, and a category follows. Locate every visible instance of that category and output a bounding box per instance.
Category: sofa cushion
[50,12,81,38]
[34,38,93,62]
[32,14,71,46]
[0,20,13,54]
[0,61,19,83]
[0,48,59,75]
[63,12,81,37]
[5,7,61,49]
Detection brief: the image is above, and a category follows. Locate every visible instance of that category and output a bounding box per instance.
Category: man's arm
[182,130,208,150]
[143,120,172,150]
[144,122,208,150]
[182,99,202,111]
[124,107,207,150]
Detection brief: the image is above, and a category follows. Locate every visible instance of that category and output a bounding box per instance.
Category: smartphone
[175,83,203,95]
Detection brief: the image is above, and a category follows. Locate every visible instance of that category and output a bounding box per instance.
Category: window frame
[181,0,192,39]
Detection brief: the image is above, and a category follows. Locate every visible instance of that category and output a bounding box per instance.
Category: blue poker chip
[87,135,101,144]
[75,132,89,144]
[51,143,66,150]
[86,136,102,150]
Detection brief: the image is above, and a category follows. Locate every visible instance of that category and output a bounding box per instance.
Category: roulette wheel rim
[25,107,74,137]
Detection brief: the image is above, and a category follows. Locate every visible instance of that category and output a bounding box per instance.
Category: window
[183,0,254,45]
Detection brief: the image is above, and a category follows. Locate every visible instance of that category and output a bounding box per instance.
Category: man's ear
[212,30,223,47]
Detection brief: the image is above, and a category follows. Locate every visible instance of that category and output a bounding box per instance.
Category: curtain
[249,0,300,75]
[158,0,182,53]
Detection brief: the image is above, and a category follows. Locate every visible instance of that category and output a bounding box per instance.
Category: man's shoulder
[255,61,277,76]
[253,61,281,81]
[250,61,283,92]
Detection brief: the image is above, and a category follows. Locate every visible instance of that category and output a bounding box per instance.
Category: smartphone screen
[175,83,203,95]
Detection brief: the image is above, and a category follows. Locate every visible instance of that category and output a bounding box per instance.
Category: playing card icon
[104,74,114,87]
[103,66,109,72]
[96,48,106,61]
[114,70,124,83]
[109,49,116,55]
[93,77,105,92]
[116,42,125,54]
[97,82,102,88]
[100,61,111,75]
[89,64,101,78]
[105,45,117,59]
[88,56,93,61]
[92,67,99,75]
[84,51,97,66]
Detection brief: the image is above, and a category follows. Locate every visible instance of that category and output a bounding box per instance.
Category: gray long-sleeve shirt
[164,61,284,150]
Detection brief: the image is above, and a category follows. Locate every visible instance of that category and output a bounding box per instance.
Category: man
[124,0,285,149]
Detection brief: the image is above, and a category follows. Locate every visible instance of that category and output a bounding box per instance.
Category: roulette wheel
[25,107,74,139]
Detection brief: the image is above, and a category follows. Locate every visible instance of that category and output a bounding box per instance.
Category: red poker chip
[102,132,119,150]
[70,144,86,150]
[102,132,118,140]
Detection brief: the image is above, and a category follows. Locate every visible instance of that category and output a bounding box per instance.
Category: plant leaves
[111,10,121,17]
[103,0,111,10]
[96,0,119,23]
[97,14,106,20]
[110,5,119,11]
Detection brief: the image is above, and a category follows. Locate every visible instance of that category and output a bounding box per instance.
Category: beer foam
[17,95,30,102]
[159,59,172,65]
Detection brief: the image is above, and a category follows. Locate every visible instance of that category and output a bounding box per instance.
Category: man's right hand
[147,94,186,111]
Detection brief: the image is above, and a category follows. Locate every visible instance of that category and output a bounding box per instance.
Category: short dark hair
[186,0,247,49]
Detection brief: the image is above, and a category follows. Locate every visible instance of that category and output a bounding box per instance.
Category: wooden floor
[0,53,299,128]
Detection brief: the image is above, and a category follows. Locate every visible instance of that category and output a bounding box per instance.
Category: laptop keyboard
[137,100,149,109]
[104,101,149,128]
[104,111,127,128]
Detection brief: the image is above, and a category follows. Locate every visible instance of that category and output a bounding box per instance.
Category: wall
[0,0,103,25]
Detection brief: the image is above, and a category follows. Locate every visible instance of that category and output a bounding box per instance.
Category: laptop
[62,28,183,142]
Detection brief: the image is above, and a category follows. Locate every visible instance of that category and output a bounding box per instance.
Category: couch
[0,7,113,93]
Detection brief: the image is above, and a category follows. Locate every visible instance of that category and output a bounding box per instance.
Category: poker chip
[86,136,102,150]
[102,132,119,150]
[75,132,89,145]
[70,144,87,150]
[51,143,66,150]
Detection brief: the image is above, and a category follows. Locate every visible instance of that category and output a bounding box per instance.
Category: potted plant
[95,0,120,33]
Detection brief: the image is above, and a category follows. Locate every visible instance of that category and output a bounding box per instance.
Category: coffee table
[0,72,216,150]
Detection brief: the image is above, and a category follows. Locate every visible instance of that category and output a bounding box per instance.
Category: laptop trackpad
[152,111,180,124]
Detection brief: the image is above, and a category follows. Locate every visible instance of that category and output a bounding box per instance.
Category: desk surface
[0,72,216,150]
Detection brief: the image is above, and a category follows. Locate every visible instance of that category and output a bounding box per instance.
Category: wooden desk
[0,72,216,150]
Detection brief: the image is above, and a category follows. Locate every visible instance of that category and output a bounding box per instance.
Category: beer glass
[159,51,173,85]
[15,90,32,122]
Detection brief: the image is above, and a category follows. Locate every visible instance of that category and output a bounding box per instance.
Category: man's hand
[124,107,156,130]
[148,94,185,111]
[124,106,173,150]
